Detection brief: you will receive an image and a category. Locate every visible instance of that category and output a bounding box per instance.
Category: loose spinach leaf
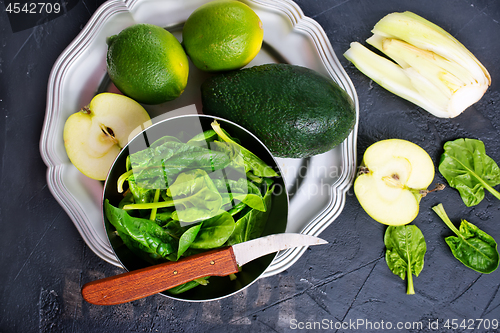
[105,199,178,260]
[211,120,278,178]
[384,225,426,295]
[432,203,499,274]
[439,138,500,206]
[190,212,235,249]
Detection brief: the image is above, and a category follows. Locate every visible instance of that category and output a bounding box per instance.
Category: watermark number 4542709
[5,2,61,14]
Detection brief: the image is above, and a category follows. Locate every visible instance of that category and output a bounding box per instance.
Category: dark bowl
[102,114,288,302]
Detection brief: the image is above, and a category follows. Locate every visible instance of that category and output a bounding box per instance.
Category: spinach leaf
[168,169,223,223]
[211,120,278,178]
[246,180,273,240]
[187,129,217,146]
[228,211,251,246]
[154,210,173,227]
[130,140,234,189]
[190,212,235,249]
[384,225,426,295]
[117,233,165,264]
[163,219,185,238]
[104,199,178,261]
[123,169,223,224]
[246,171,263,184]
[177,223,202,260]
[149,135,182,148]
[432,203,499,274]
[128,175,155,204]
[439,138,500,206]
[212,178,266,211]
[227,181,274,245]
[167,277,209,295]
[118,191,134,209]
[227,202,247,216]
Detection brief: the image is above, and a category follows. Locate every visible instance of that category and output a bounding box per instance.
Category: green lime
[106,23,189,105]
[182,0,264,72]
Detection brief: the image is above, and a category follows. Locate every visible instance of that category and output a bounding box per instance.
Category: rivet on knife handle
[81,247,239,306]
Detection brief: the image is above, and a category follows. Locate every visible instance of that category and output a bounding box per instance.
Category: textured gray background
[1,0,500,332]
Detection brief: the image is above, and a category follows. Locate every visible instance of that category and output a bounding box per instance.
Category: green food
[127,174,154,204]
[104,201,177,262]
[105,121,278,294]
[228,179,274,245]
[128,139,235,189]
[432,203,499,274]
[211,120,278,177]
[212,177,266,211]
[182,0,263,72]
[63,93,152,181]
[384,225,427,295]
[167,277,209,295]
[187,130,217,145]
[201,63,356,158]
[344,11,490,118]
[168,169,223,222]
[106,23,189,104]
[177,223,202,259]
[189,212,235,249]
[439,138,500,207]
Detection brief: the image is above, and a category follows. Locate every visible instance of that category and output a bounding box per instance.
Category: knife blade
[81,233,327,305]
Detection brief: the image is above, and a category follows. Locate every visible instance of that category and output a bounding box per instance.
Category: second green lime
[182,0,264,72]
[106,23,189,105]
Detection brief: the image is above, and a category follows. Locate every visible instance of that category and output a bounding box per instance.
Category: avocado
[201,63,356,158]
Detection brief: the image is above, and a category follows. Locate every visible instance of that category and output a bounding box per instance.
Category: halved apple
[63,93,152,180]
[354,139,437,225]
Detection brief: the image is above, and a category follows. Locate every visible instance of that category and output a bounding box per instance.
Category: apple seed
[382,175,404,189]
[100,124,119,144]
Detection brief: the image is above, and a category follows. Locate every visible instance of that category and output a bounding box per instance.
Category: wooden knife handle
[81,246,238,306]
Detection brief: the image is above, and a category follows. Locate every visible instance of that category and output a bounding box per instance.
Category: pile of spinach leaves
[105,120,279,294]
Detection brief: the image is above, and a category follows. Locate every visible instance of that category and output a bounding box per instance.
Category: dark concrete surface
[2,0,500,332]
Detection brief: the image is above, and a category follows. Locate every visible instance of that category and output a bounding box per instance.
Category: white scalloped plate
[40,0,359,278]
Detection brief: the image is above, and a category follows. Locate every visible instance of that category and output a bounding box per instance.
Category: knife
[81,233,327,305]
